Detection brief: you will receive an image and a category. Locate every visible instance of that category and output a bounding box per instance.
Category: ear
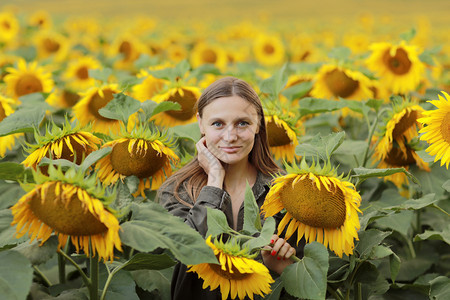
[196,113,205,135]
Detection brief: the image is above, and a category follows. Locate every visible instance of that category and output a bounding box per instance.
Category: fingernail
[271,250,276,256]
[270,239,274,244]
[277,257,281,260]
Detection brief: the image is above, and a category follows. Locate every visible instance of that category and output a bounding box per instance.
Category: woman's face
[197,95,260,166]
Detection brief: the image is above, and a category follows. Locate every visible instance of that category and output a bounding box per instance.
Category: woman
[158,77,297,299]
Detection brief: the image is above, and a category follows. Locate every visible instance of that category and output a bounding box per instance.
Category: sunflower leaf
[188,64,221,80]
[0,250,34,300]
[399,28,416,42]
[0,106,46,136]
[99,268,138,300]
[169,122,201,143]
[295,131,345,160]
[0,209,28,247]
[243,181,261,234]
[355,229,392,260]
[113,253,176,271]
[242,217,275,251]
[12,236,58,265]
[413,225,450,245]
[39,157,79,171]
[430,276,450,300]
[281,242,329,299]
[0,162,33,182]
[141,101,181,119]
[206,207,234,238]
[281,81,313,102]
[265,277,284,300]
[89,68,113,82]
[298,97,344,117]
[79,147,112,173]
[131,267,173,300]
[328,46,351,61]
[98,93,141,123]
[352,167,420,185]
[259,64,288,97]
[120,202,217,265]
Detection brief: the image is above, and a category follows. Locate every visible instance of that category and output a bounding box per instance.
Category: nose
[223,125,238,142]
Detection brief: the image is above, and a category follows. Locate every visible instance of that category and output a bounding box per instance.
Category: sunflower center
[202,49,217,64]
[266,119,291,147]
[323,69,359,98]
[279,177,347,228]
[76,66,89,80]
[440,112,450,143]
[264,43,275,55]
[110,140,167,178]
[392,110,418,139]
[165,90,197,120]
[119,41,132,60]
[15,74,44,97]
[29,182,108,236]
[2,21,11,30]
[62,90,81,107]
[0,103,6,122]
[87,89,116,121]
[383,48,412,75]
[384,146,416,166]
[209,255,251,280]
[43,38,61,53]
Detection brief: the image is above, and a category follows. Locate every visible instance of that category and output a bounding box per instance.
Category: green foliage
[0,250,34,300]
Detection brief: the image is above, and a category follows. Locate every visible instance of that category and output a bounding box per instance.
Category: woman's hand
[196,137,225,188]
[261,234,296,274]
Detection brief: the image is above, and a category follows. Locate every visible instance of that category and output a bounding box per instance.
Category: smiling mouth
[220,146,241,153]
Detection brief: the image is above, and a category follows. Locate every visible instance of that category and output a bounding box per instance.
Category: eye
[237,121,249,127]
[211,121,223,128]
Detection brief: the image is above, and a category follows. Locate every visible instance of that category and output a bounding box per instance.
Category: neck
[223,160,257,190]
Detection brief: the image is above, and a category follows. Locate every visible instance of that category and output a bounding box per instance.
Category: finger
[276,243,291,259]
[269,234,278,246]
[285,247,296,259]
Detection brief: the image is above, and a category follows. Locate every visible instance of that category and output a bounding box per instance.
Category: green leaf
[374,210,414,237]
[390,252,401,283]
[0,162,33,182]
[120,202,217,265]
[414,224,450,245]
[115,253,176,271]
[416,150,437,163]
[429,276,450,300]
[328,46,351,61]
[243,182,261,234]
[0,250,33,300]
[298,97,344,117]
[265,277,284,300]
[352,167,419,184]
[281,242,329,299]
[79,147,112,173]
[242,217,275,251]
[355,229,391,260]
[39,158,79,171]
[89,68,112,82]
[149,101,181,118]
[399,28,416,42]
[442,180,450,192]
[0,209,28,247]
[370,245,394,260]
[169,122,201,143]
[281,81,313,101]
[13,236,58,265]
[131,267,173,300]
[419,45,442,66]
[188,64,221,80]
[365,99,384,112]
[206,207,233,238]
[99,269,138,300]
[0,107,46,136]
[259,64,288,96]
[0,182,25,209]
[295,131,345,160]
[98,93,141,123]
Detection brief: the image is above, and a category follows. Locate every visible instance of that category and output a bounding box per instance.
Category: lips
[220,146,241,153]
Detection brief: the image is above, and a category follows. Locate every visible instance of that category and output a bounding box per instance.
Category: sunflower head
[188,236,273,300]
[96,124,179,197]
[261,159,362,258]
[22,118,102,172]
[11,164,122,262]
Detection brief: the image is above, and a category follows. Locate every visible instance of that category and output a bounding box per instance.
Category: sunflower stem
[57,249,91,288]
[57,251,66,284]
[432,204,450,217]
[355,282,362,300]
[90,245,100,300]
[327,284,344,300]
[361,108,388,168]
[100,266,120,300]
[33,265,52,287]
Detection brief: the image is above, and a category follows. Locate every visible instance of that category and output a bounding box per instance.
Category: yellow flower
[253,33,285,67]
[311,64,373,101]
[373,102,429,187]
[71,84,133,135]
[366,41,425,94]
[418,91,450,169]
[22,119,102,172]
[165,43,189,63]
[62,56,101,91]
[0,95,23,157]
[95,125,179,197]
[46,87,81,109]
[188,236,273,300]
[265,114,299,163]
[34,30,70,62]
[28,10,52,30]
[151,85,201,127]
[132,67,169,102]
[261,161,362,258]
[4,59,54,101]
[190,42,228,71]
[107,33,147,70]
[0,11,20,44]
[11,166,122,262]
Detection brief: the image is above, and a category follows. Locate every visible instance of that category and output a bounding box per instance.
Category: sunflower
[372,101,429,187]
[28,10,52,30]
[265,113,300,163]
[10,165,122,262]
[71,84,133,135]
[418,91,450,169]
[188,236,273,300]
[165,43,189,63]
[0,95,23,157]
[0,11,20,44]
[107,33,146,70]
[4,58,54,101]
[261,160,362,258]
[190,42,228,71]
[131,67,169,102]
[62,56,101,91]
[22,119,102,172]
[365,41,425,94]
[95,125,179,197]
[46,87,81,109]
[310,64,373,101]
[151,85,201,127]
[34,30,70,62]
[253,33,285,67]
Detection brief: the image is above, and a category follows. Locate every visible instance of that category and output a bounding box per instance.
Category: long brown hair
[159,76,280,207]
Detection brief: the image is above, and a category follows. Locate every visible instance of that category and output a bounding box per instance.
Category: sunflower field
[0,0,449,299]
